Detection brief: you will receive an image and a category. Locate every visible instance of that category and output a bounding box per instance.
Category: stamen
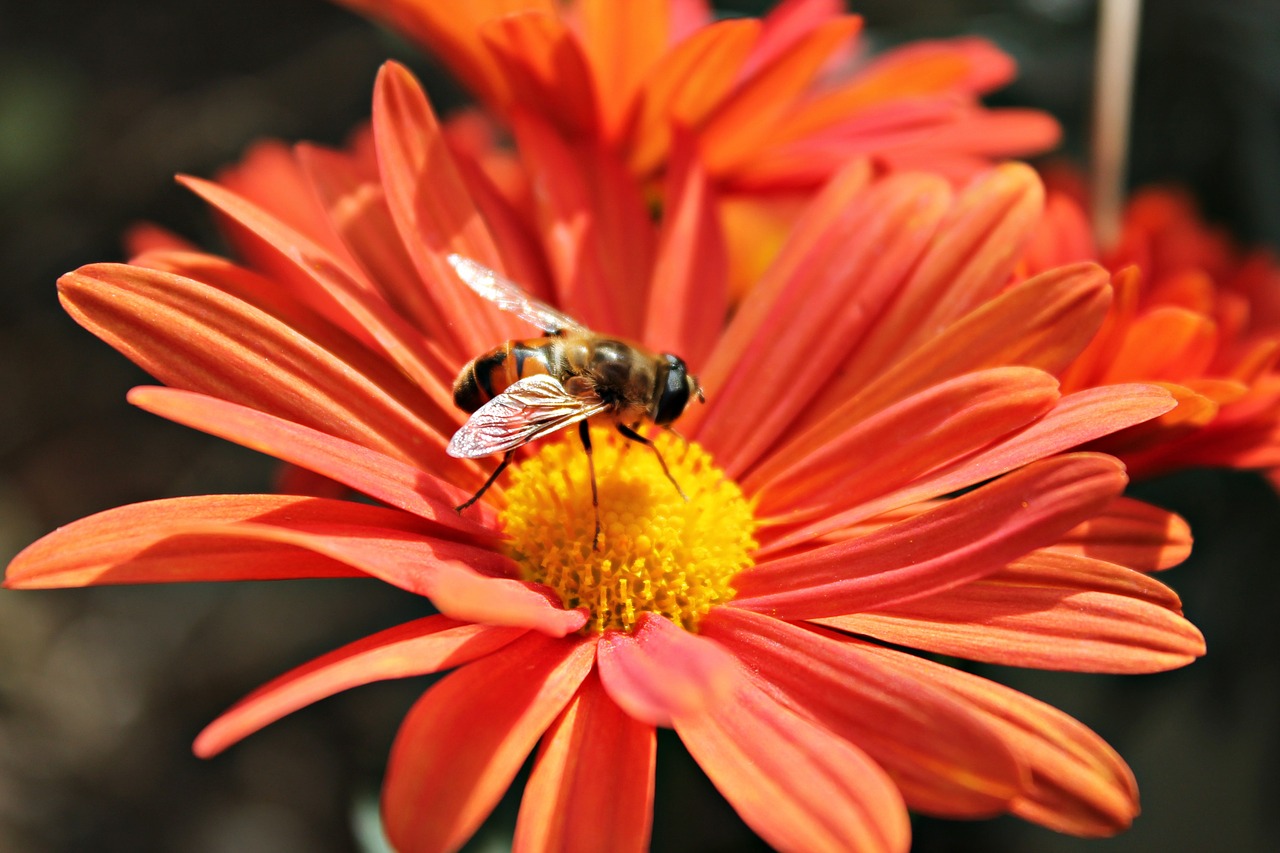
[501,427,757,633]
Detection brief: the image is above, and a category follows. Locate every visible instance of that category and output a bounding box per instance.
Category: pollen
[501,427,757,633]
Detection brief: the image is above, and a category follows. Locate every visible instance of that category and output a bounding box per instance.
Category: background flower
[1023,175,1280,484]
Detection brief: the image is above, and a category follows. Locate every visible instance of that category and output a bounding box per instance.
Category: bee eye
[655,354,691,425]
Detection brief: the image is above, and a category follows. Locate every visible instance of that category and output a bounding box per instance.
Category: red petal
[830,163,1045,397]
[4,495,387,588]
[852,643,1140,836]
[214,139,353,263]
[512,112,655,337]
[480,11,600,139]
[128,386,497,535]
[643,135,727,369]
[759,383,1175,554]
[821,551,1205,673]
[194,616,525,757]
[674,653,910,853]
[705,608,1024,817]
[514,670,655,853]
[294,142,447,349]
[595,613,737,727]
[748,367,1059,520]
[791,261,1112,450]
[382,632,595,853]
[733,454,1128,619]
[371,61,516,359]
[180,174,459,406]
[175,514,584,635]
[691,170,951,467]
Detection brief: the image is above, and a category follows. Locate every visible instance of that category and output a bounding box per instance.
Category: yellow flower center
[501,427,757,633]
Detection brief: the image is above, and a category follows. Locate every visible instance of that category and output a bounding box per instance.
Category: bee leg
[662,425,690,447]
[617,424,688,501]
[456,450,515,513]
[579,421,602,550]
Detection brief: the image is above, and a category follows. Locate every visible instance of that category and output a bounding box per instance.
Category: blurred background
[2,1,1279,851]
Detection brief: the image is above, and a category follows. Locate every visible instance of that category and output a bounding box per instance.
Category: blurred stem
[1091,0,1142,249]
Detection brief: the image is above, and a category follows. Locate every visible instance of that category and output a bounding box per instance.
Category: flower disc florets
[501,427,757,633]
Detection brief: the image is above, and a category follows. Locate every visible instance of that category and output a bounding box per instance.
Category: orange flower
[1024,179,1280,481]
[7,65,1201,852]
[332,0,1057,189]
[330,0,1061,295]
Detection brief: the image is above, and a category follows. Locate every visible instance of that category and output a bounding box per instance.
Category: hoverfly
[445,255,704,548]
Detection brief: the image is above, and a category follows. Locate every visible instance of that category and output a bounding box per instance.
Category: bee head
[654,354,701,425]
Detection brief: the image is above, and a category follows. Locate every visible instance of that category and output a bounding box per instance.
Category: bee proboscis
[445,255,704,548]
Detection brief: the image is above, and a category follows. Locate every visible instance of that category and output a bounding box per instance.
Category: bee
[445,255,704,548]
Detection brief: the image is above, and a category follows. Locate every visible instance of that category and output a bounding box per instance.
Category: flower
[331,0,1057,188]
[6,64,1203,852]
[328,0,1061,295]
[1024,177,1280,482]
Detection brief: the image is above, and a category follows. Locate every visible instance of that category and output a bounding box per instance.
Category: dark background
[2,1,1278,851]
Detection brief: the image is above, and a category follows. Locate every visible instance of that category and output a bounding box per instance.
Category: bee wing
[447,254,588,335]
[447,374,607,458]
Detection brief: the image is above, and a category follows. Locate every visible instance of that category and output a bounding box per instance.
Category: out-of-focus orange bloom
[333,0,1058,188]
[331,0,1060,295]
[1024,179,1280,481]
[10,64,1203,852]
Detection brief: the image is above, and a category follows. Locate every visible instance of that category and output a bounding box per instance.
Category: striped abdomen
[452,337,563,413]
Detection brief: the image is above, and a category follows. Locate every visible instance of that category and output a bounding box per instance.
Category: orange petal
[851,643,1140,836]
[699,15,862,177]
[215,139,354,263]
[876,106,1062,167]
[595,613,737,727]
[734,454,1128,619]
[329,0,554,113]
[179,174,461,410]
[128,387,497,531]
[382,632,595,853]
[706,608,1024,818]
[576,0,671,139]
[1049,496,1192,572]
[625,18,761,176]
[480,11,600,139]
[514,670,655,853]
[58,263,460,476]
[194,616,525,758]
[3,495,396,588]
[822,551,1205,673]
[123,222,197,256]
[688,157,873,423]
[673,652,910,853]
[815,37,1018,121]
[184,515,583,635]
[1104,305,1218,382]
